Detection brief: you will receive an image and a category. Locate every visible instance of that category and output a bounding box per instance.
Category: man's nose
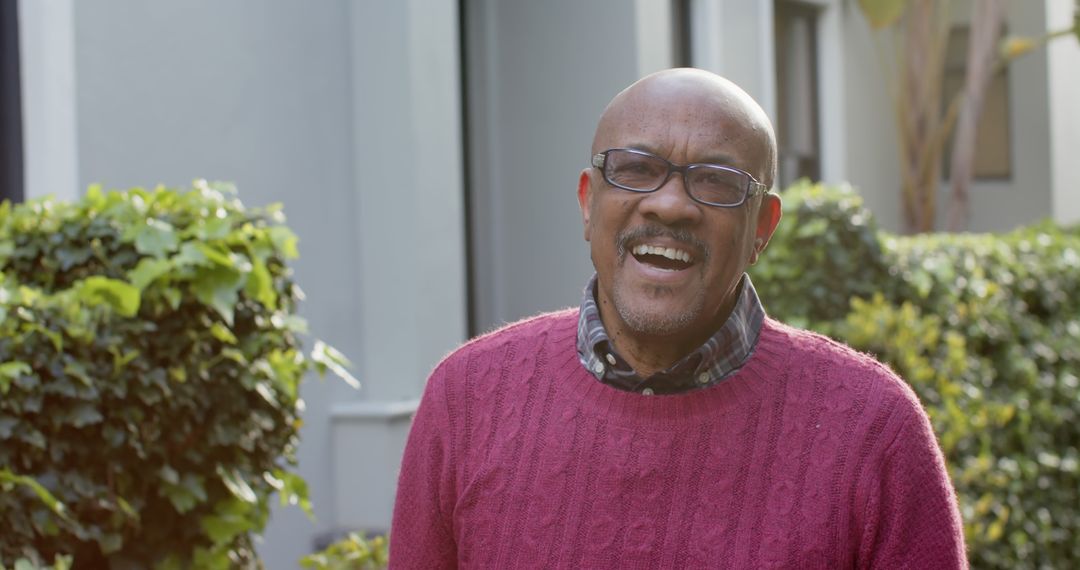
[637,172,703,226]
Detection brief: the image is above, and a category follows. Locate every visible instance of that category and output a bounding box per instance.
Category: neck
[607,330,697,378]
[598,296,735,378]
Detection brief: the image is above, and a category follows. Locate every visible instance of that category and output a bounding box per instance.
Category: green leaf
[162,286,182,310]
[159,465,180,485]
[244,256,277,309]
[209,322,238,345]
[196,244,236,268]
[217,466,257,504]
[174,242,210,267]
[131,218,179,258]
[192,267,244,326]
[80,276,141,317]
[857,0,907,29]
[0,361,31,394]
[128,257,173,291]
[201,511,251,544]
[67,402,104,427]
[184,216,232,241]
[154,555,184,570]
[311,340,361,390]
[269,226,300,259]
[271,313,309,334]
[272,469,314,519]
[264,350,303,401]
[63,361,93,387]
[162,473,207,514]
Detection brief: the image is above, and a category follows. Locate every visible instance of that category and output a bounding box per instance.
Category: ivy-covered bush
[299,533,388,570]
[0,183,354,569]
[751,181,896,331]
[752,180,1080,569]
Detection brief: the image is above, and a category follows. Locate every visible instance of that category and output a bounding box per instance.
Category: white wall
[330,0,467,540]
[691,0,777,120]
[1047,0,1080,226]
[466,0,676,332]
[835,0,905,231]
[17,0,79,203]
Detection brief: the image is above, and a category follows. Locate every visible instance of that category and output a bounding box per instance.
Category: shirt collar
[576,273,765,394]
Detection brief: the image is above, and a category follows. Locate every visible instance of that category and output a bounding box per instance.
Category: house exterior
[12,0,1077,567]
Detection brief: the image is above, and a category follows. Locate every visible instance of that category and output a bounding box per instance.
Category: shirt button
[605,353,617,365]
[697,372,710,385]
[642,388,655,396]
[592,361,605,374]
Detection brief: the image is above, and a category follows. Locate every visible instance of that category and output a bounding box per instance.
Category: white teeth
[632,244,692,263]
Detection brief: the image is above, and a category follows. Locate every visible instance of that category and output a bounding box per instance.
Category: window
[774,1,822,188]
[672,0,692,68]
[943,26,1012,180]
[1,0,23,203]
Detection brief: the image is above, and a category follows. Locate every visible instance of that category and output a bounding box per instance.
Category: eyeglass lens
[605,150,748,206]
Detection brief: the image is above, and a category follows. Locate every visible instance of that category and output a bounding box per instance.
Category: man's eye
[698,170,739,188]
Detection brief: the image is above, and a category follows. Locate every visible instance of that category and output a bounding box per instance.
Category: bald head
[592,68,777,188]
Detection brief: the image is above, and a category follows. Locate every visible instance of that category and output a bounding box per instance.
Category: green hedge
[299,533,387,570]
[752,180,1080,569]
[0,183,354,569]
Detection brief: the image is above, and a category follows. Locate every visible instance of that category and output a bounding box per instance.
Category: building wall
[17,0,79,203]
[834,0,1062,233]
[833,0,905,232]
[465,0,677,332]
[962,0,1053,232]
[1047,0,1080,226]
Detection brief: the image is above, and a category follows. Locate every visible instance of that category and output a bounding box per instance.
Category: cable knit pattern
[390,310,966,569]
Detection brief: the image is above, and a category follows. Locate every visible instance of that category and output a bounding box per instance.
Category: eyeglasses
[591,148,768,207]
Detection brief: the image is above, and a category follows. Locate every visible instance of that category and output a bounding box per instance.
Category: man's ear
[749,192,782,265]
[578,169,593,242]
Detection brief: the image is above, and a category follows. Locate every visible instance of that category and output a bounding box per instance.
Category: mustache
[615,225,710,262]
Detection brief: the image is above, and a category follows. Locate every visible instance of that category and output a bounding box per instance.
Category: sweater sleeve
[859,400,967,569]
[389,362,459,569]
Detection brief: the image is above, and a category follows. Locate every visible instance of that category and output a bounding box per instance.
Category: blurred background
[3,0,1077,567]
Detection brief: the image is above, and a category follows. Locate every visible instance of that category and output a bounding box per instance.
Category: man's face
[578,81,779,346]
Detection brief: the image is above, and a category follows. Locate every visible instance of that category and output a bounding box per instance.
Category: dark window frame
[1,0,23,203]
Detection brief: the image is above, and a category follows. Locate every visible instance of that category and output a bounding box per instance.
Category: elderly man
[391,68,965,568]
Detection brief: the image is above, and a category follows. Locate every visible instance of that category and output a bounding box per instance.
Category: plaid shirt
[576,273,765,395]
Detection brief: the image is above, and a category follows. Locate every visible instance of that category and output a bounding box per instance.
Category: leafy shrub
[300,533,388,570]
[752,181,1080,569]
[0,183,354,568]
[752,180,896,332]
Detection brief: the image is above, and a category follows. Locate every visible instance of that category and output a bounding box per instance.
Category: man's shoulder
[431,307,578,375]
[764,318,922,410]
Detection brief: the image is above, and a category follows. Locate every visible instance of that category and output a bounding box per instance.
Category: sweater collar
[576,273,765,395]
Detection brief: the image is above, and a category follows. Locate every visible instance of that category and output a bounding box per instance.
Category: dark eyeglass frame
[591,147,769,207]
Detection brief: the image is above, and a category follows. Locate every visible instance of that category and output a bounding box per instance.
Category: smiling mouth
[631,244,694,271]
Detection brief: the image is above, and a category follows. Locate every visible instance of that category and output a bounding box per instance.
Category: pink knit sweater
[391,310,966,569]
